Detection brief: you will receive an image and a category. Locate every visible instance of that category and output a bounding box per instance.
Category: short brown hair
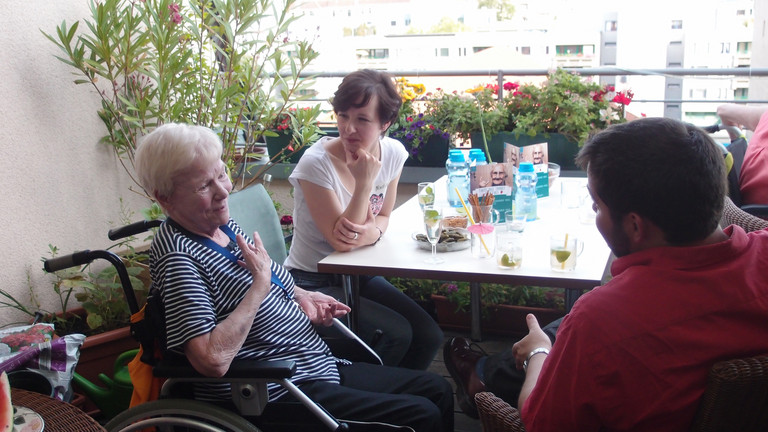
[331,69,401,132]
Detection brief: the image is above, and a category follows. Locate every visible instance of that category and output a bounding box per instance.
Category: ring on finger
[353,232,359,240]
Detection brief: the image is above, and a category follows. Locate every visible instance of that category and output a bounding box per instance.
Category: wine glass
[417,182,435,212]
[423,206,444,264]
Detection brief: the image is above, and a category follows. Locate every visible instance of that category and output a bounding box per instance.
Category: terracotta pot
[430,294,564,336]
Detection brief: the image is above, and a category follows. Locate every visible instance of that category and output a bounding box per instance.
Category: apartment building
[290,0,759,122]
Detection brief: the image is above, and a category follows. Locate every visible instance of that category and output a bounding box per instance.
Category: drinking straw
[455,187,491,256]
[562,233,569,270]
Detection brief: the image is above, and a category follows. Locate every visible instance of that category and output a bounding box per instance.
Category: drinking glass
[505,209,526,233]
[417,182,436,211]
[496,230,523,269]
[549,233,584,272]
[423,206,444,264]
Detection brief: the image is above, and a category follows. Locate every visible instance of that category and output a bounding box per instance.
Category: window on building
[737,41,751,54]
[556,45,583,56]
[473,46,490,53]
[720,42,730,54]
[362,48,389,59]
[736,9,745,16]
[521,46,531,55]
[405,15,411,26]
[605,20,617,31]
[690,89,707,99]
[734,88,749,100]
[671,20,683,29]
[437,48,449,57]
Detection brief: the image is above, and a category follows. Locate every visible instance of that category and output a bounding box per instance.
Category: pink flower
[168,4,182,24]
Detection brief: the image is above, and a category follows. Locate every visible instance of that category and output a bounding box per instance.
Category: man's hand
[511,314,553,370]
[296,289,351,326]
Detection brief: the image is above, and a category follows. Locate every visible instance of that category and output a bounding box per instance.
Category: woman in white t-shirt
[284,69,443,370]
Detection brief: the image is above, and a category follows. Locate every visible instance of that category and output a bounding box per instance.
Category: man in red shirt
[446,117,768,430]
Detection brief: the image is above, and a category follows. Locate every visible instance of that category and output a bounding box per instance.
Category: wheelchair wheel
[105,399,262,432]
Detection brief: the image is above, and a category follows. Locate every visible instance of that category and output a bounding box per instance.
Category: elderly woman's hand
[236,232,272,295]
[295,288,351,326]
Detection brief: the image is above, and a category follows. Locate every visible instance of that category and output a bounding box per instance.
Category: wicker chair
[475,355,768,432]
[721,196,768,233]
[689,355,768,432]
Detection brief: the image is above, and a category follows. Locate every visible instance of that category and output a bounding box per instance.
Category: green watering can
[72,349,137,420]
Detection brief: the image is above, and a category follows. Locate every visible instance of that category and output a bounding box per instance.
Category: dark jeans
[290,270,443,370]
[280,362,454,432]
[481,317,563,408]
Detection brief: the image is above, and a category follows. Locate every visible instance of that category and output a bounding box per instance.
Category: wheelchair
[44,218,410,432]
[703,123,768,219]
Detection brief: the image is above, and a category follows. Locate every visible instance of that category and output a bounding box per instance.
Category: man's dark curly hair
[576,117,726,244]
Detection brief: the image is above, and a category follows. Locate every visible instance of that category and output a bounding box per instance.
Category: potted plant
[473,69,634,165]
[389,277,565,336]
[43,0,323,196]
[389,77,452,167]
[264,106,325,164]
[0,203,164,416]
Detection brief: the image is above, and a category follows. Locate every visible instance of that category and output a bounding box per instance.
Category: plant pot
[470,132,580,171]
[265,130,309,163]
[430,294,564,336]
[403,135,451,168]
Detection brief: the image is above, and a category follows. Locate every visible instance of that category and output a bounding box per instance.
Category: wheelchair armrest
[153,356,296,380]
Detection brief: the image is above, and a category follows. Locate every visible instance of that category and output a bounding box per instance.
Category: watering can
[72,349,137,420]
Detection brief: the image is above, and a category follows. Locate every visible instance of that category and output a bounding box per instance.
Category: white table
[318,176,613,340]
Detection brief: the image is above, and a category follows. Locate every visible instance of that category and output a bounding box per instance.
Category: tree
[429,17,471,33]
[478,0,515,21]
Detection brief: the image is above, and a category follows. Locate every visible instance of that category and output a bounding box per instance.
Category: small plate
[13,406,45,432]
[412,228,470,252]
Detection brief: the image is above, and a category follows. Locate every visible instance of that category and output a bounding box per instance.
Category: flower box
[431,294,564,336]
[403,135,450,168]
[470,132,581,171]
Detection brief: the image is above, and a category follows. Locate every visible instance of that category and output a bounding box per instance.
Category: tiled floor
[429,329,523,432]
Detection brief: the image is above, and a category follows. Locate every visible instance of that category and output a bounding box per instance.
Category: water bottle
[446,150,469,207]
[515,162,537,221]
[468,149,487,185]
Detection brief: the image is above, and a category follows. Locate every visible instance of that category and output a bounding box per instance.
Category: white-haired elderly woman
[134,123,454,432]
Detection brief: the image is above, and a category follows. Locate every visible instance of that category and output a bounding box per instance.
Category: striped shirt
[149,219,341,401]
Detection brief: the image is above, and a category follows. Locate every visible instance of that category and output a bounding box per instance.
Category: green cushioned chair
[228,184,288,264]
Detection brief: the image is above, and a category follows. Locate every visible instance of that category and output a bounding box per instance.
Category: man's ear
[622,212,645,244]
[623,212,664,250]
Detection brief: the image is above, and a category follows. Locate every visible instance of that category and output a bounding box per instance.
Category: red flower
[280,215,293,226]
[503,82,519,91]
[612,90,633,105]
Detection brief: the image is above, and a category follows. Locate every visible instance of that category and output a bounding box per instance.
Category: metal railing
[298,67,768,108]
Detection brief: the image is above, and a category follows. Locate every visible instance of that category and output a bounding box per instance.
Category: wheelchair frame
[44,219,390,432]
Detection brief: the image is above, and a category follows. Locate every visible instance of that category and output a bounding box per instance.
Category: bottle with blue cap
[515,162,537,221]
[468,149,487,188]
[446,150,469,207]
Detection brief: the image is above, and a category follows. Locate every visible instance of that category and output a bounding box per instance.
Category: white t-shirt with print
[284,135,407,272]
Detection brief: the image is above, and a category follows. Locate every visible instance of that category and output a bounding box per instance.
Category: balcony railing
[297,67,768,117]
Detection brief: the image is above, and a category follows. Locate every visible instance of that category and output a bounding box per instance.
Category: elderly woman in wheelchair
[124,123,453,432]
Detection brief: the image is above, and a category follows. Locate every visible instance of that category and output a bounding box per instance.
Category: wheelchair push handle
[108,219,163,241]
[43,249,95,273]
[43,249,141,315]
